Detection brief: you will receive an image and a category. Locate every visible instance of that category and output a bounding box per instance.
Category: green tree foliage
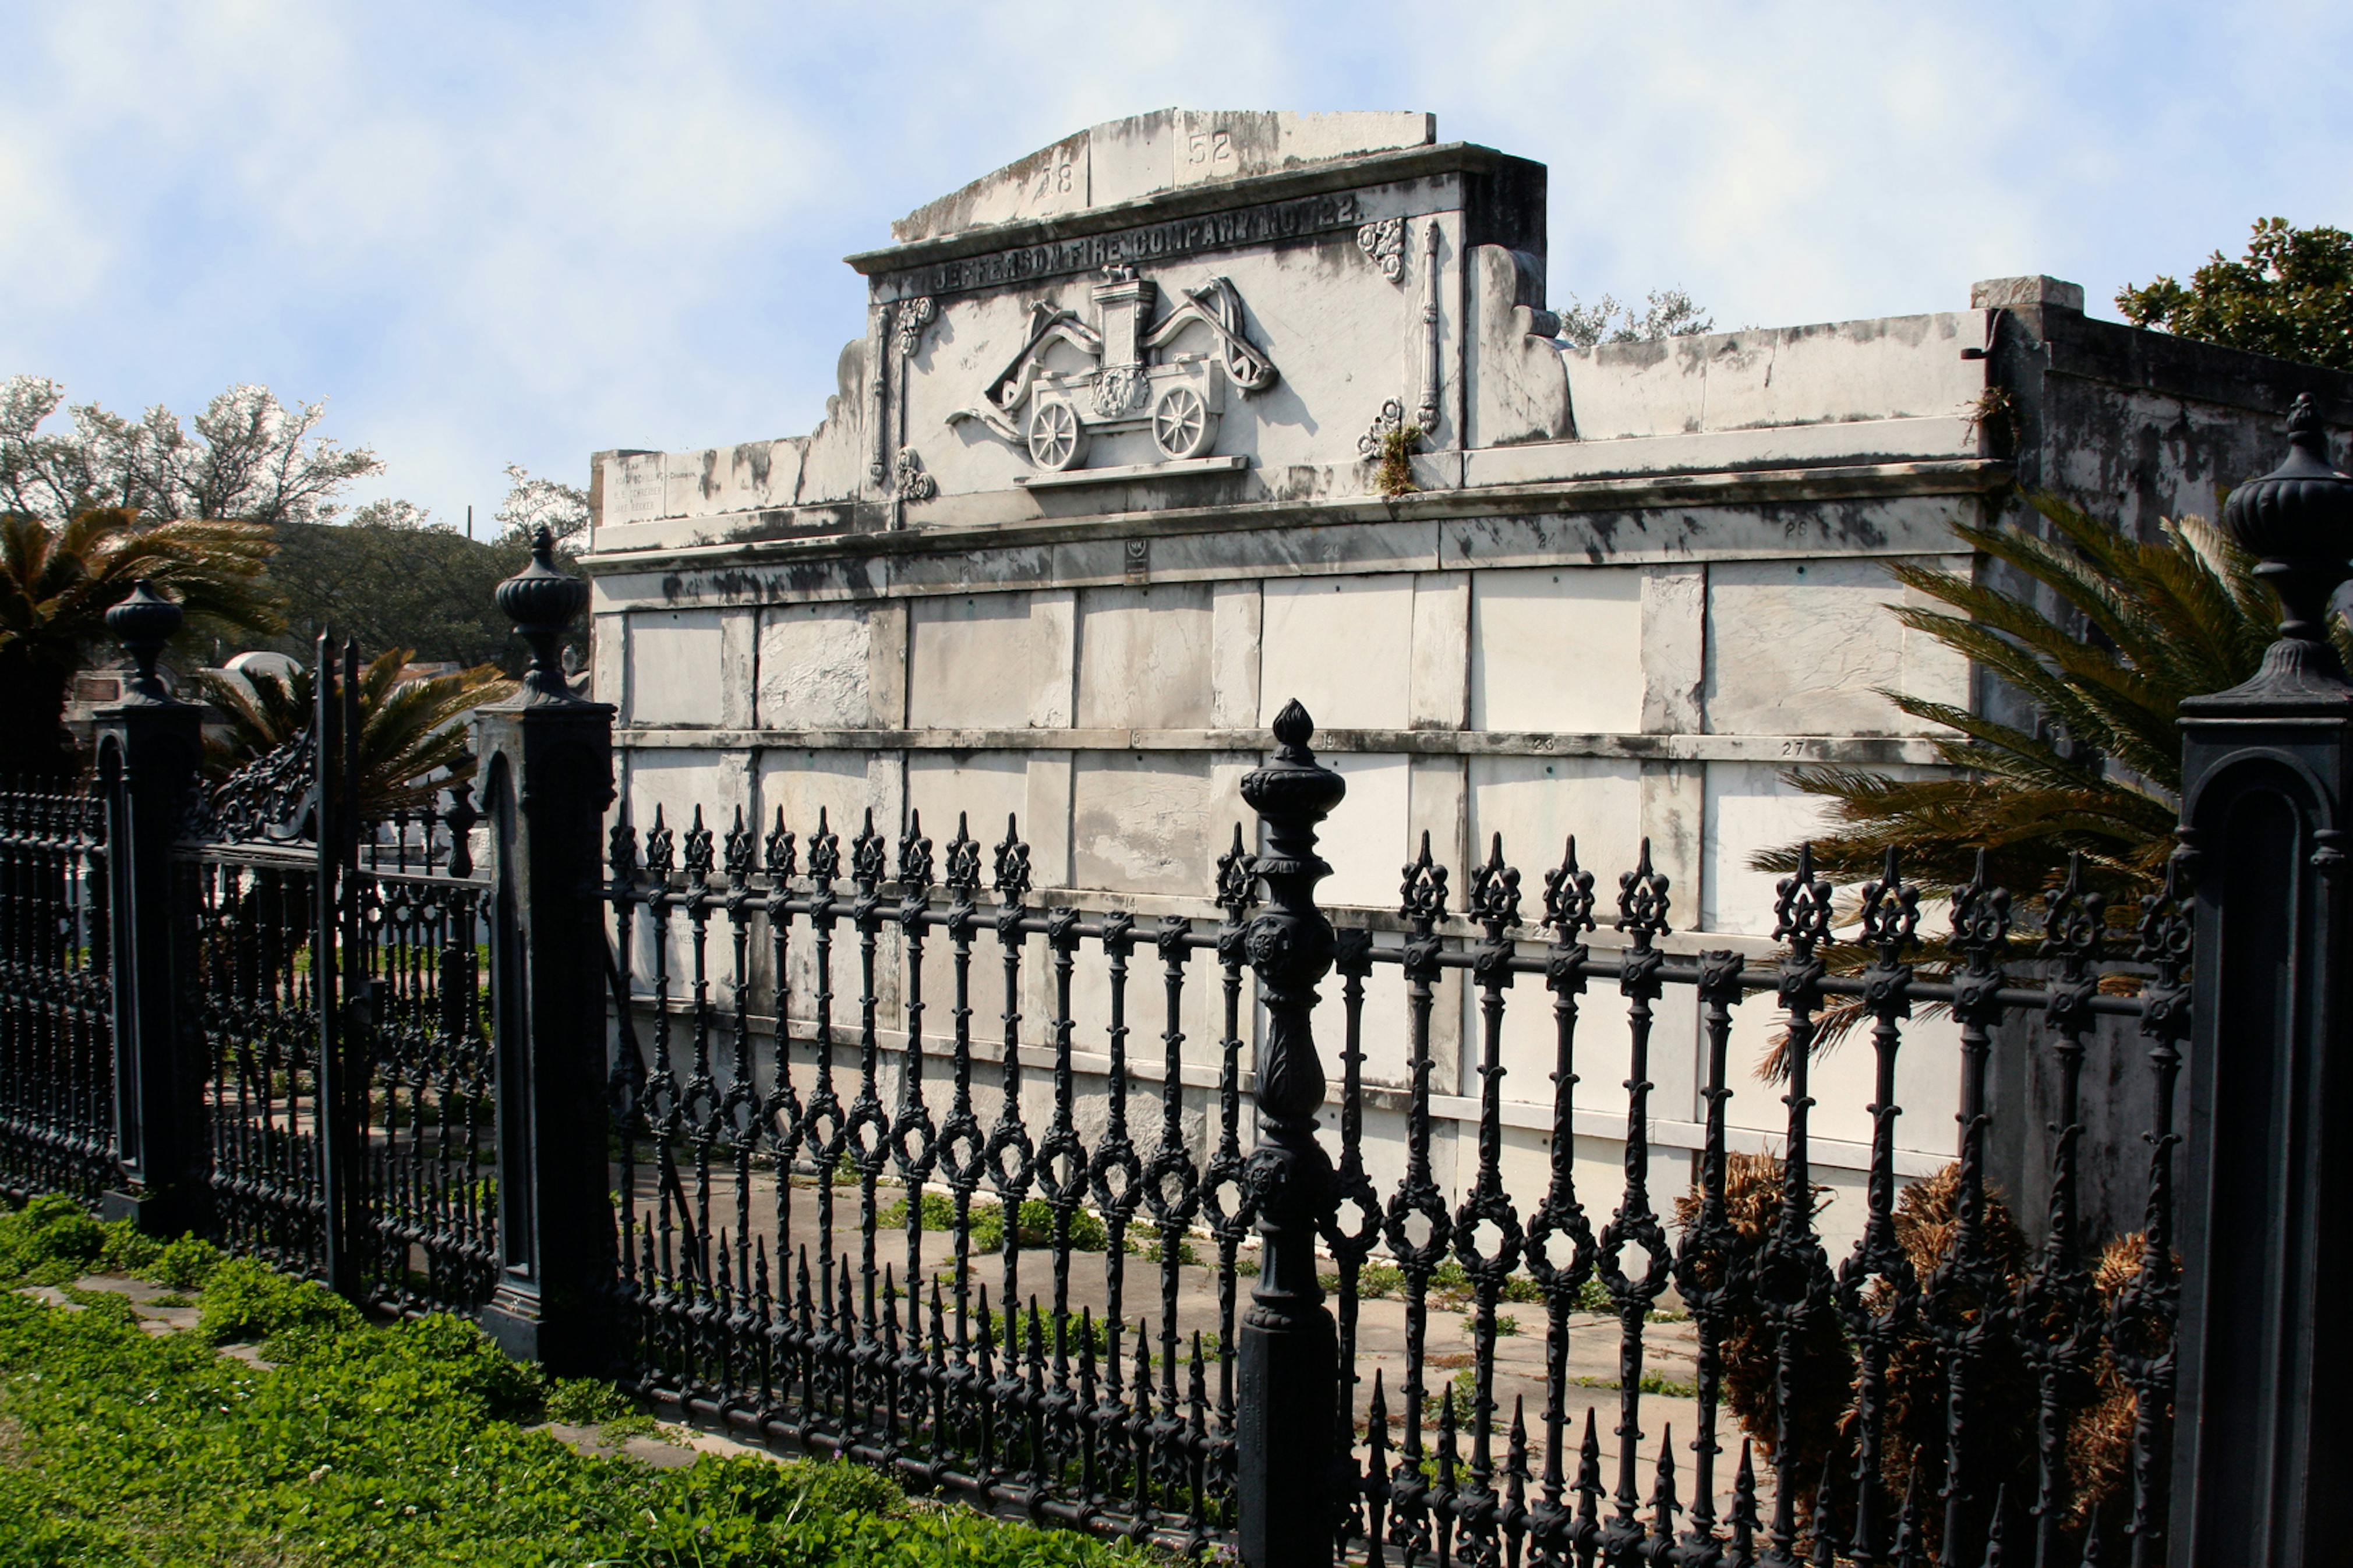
[200,647,513,816]
[0,508,280,774]
[267,514,534,672]
[0,375,381,524]
[1556,287,1714,349]
[2117,218,2353,371]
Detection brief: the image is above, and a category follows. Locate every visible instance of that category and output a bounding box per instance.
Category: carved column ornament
[887,296,939,517]
[867,306,889,489]
[1418,221,1443,434]
[1357,217,1407,284]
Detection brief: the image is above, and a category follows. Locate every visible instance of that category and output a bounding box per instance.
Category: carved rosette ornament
[1091,364,1146,418]
[1238,699,1347,1326]
[893,448,938,502]
[1358,397,1408,459]
[892,295,937,360]
[1356,217,1407,284]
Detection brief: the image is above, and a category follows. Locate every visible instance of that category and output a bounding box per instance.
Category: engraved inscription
[879,190,1363,300]
[1031,155,1078,200]
[1185,128,1236,167]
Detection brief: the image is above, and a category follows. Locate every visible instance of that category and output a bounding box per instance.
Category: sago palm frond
[1748,494,2303,1078]
[0,507,281,771]
[1753,494,2295,900]
[201,647,513,819]
[0,507,281,659]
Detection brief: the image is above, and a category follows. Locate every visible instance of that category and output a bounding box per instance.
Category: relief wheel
[1026,399,1088,471]
[1150,384,1215,461]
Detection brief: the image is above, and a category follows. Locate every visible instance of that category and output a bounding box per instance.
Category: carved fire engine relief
[947,267,1278,473]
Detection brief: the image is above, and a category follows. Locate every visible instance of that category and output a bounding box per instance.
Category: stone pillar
[91,584,207,1236]
[2171,395,2353,1567]
[475,528,619,1376]
[1235,698,1345,1568]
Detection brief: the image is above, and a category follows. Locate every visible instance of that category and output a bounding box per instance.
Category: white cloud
[1,0,2349,529]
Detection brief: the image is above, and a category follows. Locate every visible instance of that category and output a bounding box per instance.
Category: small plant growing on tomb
[1372,418,1425,499]
[1963,384,2022,458]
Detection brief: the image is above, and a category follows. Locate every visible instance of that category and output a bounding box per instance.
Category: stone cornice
[577,456,2011,578]
[844,140,1526,281]
[614,724,1951,767]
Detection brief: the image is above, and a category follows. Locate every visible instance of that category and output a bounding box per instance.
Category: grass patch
[1575,1370,1698,1399]
[880,1191,1109,1254]
[0,1196,1153,1566]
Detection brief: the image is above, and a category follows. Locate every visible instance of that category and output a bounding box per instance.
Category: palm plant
[200,647,513,819]
[0,507,280,773]
[1750,493,2310,1073]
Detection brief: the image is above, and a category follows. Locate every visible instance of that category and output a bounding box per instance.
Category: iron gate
[176,636,499,1313]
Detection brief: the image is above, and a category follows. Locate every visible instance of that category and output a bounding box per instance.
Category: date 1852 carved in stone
[946,266,1279,473]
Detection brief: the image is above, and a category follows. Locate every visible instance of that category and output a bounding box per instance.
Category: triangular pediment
[891,109,1436,244]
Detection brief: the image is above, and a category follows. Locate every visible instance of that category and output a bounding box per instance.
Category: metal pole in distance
[2171,394,2353,1568]
[1235,698,1345,1568]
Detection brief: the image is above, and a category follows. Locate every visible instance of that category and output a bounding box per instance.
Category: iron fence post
[2171,395,2353,1568]
[317,636,363,1298]
[1235,699,1345,1567]
[475,528,617,1375]
[91,585,208,1236]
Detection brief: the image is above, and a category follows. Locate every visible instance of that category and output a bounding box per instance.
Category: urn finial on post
[2214,392,2353,700]
[496,525,590,702]
[1235,696,1348,1568]
[105,581,184,702]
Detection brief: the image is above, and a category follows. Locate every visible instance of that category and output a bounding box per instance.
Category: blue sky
[3,0,2348,527]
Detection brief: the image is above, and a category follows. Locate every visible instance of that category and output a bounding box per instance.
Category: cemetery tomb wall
[581,109,2353,1257]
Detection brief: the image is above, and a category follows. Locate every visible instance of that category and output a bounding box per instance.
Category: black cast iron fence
[600,801,1267,1547]
[588,768,2188,1567]
[6,398,2353,1567]
[178,695,499,1314]
[0,779,111,1204]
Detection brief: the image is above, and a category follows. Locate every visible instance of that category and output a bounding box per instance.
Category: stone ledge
[1014,454,1247,489]
[580,458,2011,577]
[613,724,1949,766]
